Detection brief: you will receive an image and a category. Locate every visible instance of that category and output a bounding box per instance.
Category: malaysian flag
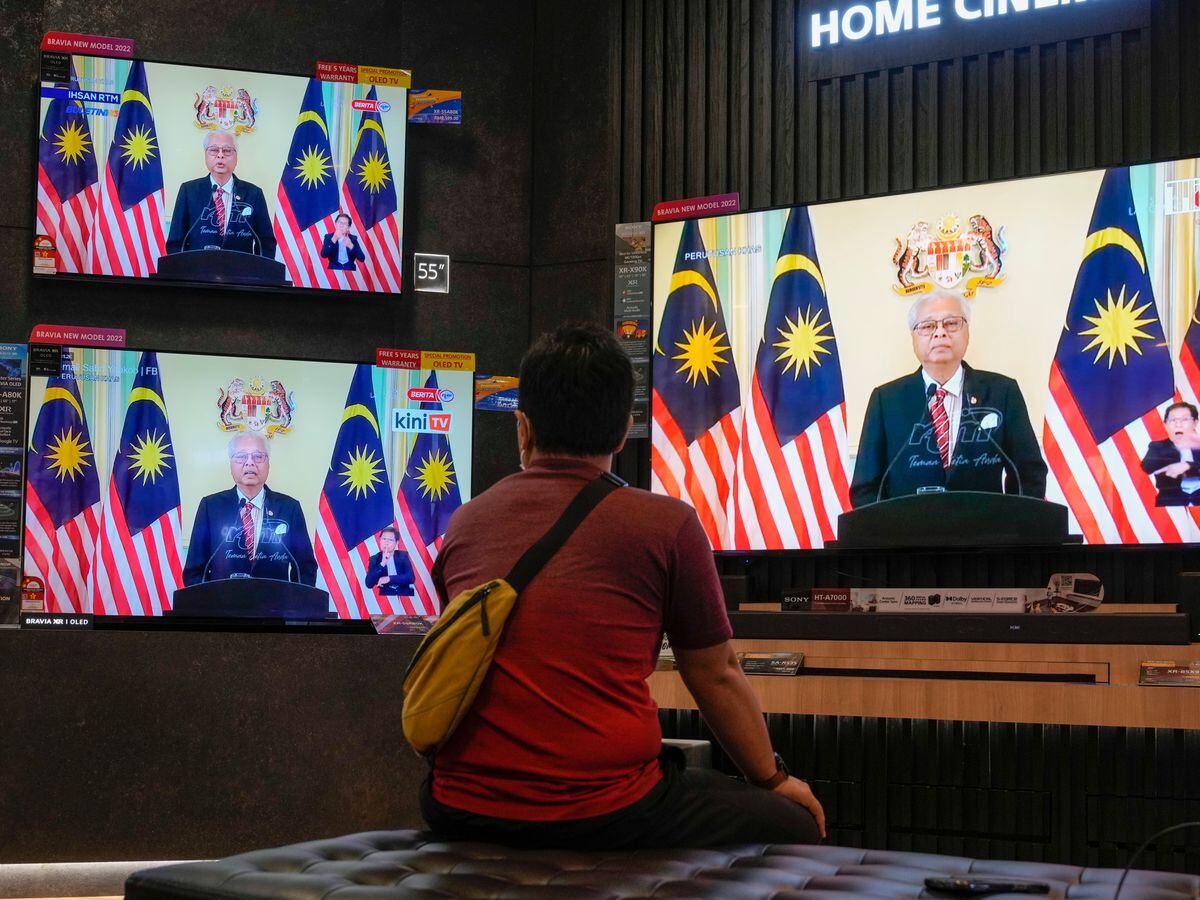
[395,372,461,614]
[90,352,184,614]
[314,365,399,618]
[1042,167,1191,544]
[24,372,101,612]
[89,60,167,276]
[650,220,742,549]
[1177,289,1200,408]
[341,86,402,293]
[273,78,348,290]
[36,62,98,273]
[732,208,850,549]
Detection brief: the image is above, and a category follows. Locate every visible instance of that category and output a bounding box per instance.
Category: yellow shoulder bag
[402,471,625,756]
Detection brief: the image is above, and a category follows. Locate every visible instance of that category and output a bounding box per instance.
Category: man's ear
[611,413,634,457]
[515,411,533,450]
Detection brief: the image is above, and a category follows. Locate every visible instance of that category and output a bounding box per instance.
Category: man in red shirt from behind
[422,323,824,849]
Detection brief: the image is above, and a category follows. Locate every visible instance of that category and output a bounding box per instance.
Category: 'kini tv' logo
[393,409,453,433]
[406,387,455,403]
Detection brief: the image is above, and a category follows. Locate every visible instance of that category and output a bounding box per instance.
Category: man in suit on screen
[182,432,316,586]
[849,291,1047,508]
[165,132,277,258]
[321,213,366,272]
[364,525,414,596]
[1141,401,1200,506]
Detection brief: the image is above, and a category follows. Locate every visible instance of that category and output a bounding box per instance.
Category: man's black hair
[518,322,633,456]
[1164,401,1199,422]
[379,525,400,540]
[335,213,352,225]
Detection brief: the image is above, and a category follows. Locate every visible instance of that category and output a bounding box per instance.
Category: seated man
[365,526,414,596]
[422,323,824,849]
[1141,401,1200,506]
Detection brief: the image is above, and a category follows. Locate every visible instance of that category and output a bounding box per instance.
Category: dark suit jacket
[1140,439,1200,506]
[182,486,317,586]
[320,232,365,271]
[365,550,415,596]
[165,175,277,258]
[850,363,1048,508]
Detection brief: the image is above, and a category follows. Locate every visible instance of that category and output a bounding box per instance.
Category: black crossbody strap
[504,470,625,594]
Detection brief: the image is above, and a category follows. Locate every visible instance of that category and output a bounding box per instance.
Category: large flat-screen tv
[23,346,469,617]
[35,54,406,293]
[651,159,1200,549]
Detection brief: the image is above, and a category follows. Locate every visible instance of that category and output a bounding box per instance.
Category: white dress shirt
[922,365,964,461]
[236,488,264,558]
[210,176,234,232]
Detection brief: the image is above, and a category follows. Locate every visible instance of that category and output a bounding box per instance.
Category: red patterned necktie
[213,186,226,237]
[241,500,255,555]
[930,387,951,468]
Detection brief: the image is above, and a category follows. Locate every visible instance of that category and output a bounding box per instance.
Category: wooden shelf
[650,635,1200,729]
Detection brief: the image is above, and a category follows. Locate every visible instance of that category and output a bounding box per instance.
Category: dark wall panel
[0,630,426,863]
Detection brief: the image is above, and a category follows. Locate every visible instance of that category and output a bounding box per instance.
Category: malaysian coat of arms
[218,378,295,436]
[892,213,1007,298]
[194,85,259,134]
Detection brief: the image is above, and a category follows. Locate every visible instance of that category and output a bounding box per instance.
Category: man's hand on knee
[771,775,826,839]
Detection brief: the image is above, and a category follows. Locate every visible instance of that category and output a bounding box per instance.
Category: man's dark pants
[420,746,822,849]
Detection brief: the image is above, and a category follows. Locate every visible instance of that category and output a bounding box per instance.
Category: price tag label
[414,253,450,294]
[738,651,804,676]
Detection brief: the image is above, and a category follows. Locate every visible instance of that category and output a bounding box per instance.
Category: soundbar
[730,612,1191,645]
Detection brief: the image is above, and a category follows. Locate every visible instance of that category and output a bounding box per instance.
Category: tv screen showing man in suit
[23,346,474,618]
[651,158,1200,548]
[34,53,408,295]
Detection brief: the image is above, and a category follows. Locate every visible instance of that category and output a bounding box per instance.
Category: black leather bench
[125,829,1200,898]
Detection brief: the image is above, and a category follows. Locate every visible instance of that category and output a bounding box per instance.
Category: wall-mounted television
[23,346,469,617]
[652,159,1200,550]
[35,54,406,293]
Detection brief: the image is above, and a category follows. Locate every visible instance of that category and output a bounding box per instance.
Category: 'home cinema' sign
[805,0,1149,80]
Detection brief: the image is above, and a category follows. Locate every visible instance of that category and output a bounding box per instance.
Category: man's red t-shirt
[430,457,732,821]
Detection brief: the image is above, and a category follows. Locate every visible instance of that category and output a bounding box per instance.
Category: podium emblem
[892,213,1007,298]
[218,377,296,436]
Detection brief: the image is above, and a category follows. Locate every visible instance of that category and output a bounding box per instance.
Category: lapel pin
[969,395,978,405]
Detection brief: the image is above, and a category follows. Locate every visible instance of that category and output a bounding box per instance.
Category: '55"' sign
[413,253,450,293]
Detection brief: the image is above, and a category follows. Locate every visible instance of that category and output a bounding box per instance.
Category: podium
[170,578,330,619]
[154,249,288,286]
[835,492,1070,549]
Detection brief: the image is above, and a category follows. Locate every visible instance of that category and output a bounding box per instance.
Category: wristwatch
[749,752,789,789]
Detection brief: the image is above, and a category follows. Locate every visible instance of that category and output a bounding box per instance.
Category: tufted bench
[124,829,1200,899]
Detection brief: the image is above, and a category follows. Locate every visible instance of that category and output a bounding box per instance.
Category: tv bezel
[648,151,1200,555]
[20,339,473,618]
